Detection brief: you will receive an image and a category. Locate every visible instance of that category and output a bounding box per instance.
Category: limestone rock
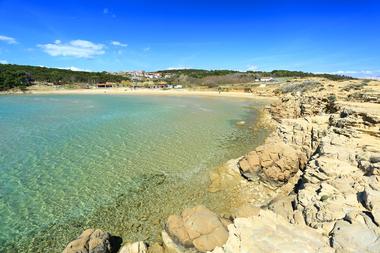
[147,243,164,253]
[166,205,228,252]
[63,229,112,253]
[362,188,380,225]
[267,195,296,223]
[208,159,242,192]
[209,210,333,253]
[161,231,183,253]
[232,204,260,218]
[119,242,147,253]
[330,220,380,253]
[238,138,306,187]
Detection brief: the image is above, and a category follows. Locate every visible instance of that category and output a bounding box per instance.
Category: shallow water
[0,94,268,252]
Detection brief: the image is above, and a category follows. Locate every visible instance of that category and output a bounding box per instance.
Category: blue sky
[0,0,379,77]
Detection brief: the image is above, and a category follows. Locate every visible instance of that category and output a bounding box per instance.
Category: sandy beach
[19,87,278,101]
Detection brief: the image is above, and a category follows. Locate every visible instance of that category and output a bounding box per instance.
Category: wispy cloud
[0,35,17,44]
[111,41,127,47]
[58,66,92,72]
[38,39,105,58]
[317,69,380,79]
[0,59,8,64]
[103,7,116,18]
[143,47,151,52]
[326,70,379,75]
[246,64,259,71]
[167,66,190,70]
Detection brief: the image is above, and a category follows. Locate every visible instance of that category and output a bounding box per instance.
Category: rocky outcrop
[214,86,380,252]
[61,79,380,253]
[165,205,229,252]
[63,229,113,253]
[210,209,333,253]
[330,218,380,253]
[238,138,306,187]
[269,94,339,121]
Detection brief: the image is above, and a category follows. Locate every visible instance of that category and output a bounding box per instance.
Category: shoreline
[4,78,380,252]
[0,92,273,253]
[62,78,380,253]
[1,87,278,101]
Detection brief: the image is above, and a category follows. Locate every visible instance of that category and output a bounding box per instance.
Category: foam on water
[0,94,269,252]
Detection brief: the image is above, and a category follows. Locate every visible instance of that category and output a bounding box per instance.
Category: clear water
[0,94,268,252]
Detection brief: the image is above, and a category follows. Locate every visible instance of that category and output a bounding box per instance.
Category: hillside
[0,64,129,91]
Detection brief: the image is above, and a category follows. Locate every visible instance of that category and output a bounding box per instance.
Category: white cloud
[0,60,8,64]
[103,8,116,18]
[38,39,105,58]
[246,64,259,71]
[167,66,190,70]
[143,47,151,52]
[111,41,127,47]
[58,66,91,72]
[329,70,377,75]
[0,35,17,44]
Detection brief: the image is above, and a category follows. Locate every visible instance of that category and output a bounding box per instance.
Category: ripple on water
[0,95,269,252]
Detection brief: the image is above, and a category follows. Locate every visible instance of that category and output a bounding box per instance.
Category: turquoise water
[0,94,268,252]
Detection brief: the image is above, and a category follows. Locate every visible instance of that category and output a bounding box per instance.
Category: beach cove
[0,93,271,252]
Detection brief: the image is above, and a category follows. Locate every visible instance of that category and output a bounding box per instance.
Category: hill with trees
[0,64,129,91]
[159,69,353,88]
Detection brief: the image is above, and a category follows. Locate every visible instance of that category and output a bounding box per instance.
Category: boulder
[119,242,147,253]
[238,139,306,187]
[161,231,183,253]
[63,229,112,253]
[166,205,228,252]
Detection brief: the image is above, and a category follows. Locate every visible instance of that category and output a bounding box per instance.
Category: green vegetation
[0,64,129,91]
[159,69,353,88]
[0,63,355,91]
[158,69,239,78]
[266,70,353,81]
[0,69,32,91]
[159,69,353,81]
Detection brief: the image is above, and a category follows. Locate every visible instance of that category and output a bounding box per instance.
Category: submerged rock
[235,120,246,126]
[63,229,112,253]
[208,159,242,192]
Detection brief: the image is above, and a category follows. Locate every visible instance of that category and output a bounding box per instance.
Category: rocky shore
[62,78,380,253]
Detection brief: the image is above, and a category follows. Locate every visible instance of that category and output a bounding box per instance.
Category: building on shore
[97,83,113,88]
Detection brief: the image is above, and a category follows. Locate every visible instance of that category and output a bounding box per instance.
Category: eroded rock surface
[165,205,228,252]
[212,79,380,252]
[238,138,306,187]
[210,209,333,253]
[63,229,112,253]
[119,241,147,253]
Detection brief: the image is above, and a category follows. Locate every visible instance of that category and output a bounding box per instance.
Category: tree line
[0,64,129,91]
[159,69,353,88]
